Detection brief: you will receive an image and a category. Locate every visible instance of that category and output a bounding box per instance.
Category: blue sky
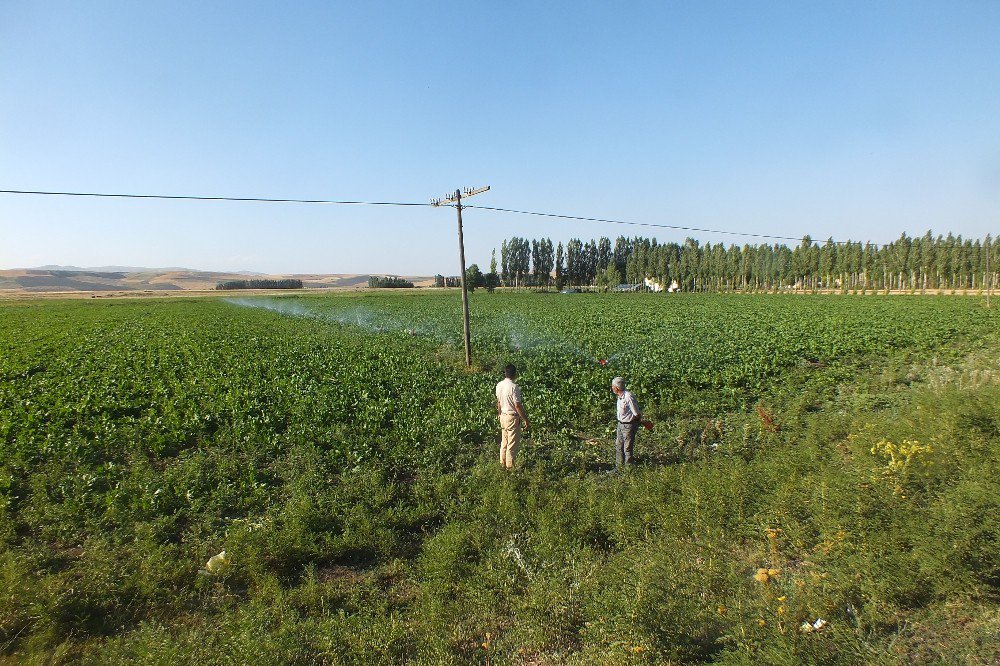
[2,1,998,274]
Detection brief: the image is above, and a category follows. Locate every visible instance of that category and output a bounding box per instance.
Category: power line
[0,189,432,207]
[463,204,838,245]
[2,188,895,247]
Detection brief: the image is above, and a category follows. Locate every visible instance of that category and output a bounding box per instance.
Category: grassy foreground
[1,293,998,664]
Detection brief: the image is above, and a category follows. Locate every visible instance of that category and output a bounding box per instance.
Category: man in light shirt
[496,363,529,469]
[611,376,642,471]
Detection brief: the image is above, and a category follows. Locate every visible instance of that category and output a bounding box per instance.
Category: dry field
[0,268,437,298]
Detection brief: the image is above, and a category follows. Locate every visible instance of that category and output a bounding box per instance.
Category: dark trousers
[615,421,640,469]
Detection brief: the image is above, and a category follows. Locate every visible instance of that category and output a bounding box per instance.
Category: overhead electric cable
[1,188,888,247]
[0,189,431,207]
[464,204,827,245]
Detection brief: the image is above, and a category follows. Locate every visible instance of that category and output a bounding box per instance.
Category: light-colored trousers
[615,421,640,469]
[499,413,521,468]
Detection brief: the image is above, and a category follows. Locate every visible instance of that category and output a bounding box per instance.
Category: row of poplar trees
[499,232,997,292]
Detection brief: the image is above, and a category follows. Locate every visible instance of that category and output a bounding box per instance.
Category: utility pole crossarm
[431,186,490,207]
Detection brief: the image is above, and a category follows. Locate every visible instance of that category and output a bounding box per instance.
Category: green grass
[1,292,998,664]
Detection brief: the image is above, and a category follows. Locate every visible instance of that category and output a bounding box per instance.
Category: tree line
[497,232,997,293]
[368,276,414,289]
[216,279,303,290]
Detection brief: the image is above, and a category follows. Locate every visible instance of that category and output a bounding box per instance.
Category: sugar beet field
[1,292,998,664]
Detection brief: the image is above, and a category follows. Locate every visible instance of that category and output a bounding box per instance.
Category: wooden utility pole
[432,186,490,366]
[987,234,992,308]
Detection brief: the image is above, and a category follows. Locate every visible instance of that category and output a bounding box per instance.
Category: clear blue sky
[2,1,998,274]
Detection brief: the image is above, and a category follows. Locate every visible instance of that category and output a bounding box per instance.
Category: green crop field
[1,292,998,664]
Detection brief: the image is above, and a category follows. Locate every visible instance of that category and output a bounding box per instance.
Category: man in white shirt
[496,364,529,469]
[611,376,642,471]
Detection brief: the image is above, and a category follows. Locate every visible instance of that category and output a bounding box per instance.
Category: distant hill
[33,264,199,273]
[0,268,437,294]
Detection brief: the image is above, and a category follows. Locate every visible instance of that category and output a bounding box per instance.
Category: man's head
[504,364,517,379]
[611,377,625,394]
